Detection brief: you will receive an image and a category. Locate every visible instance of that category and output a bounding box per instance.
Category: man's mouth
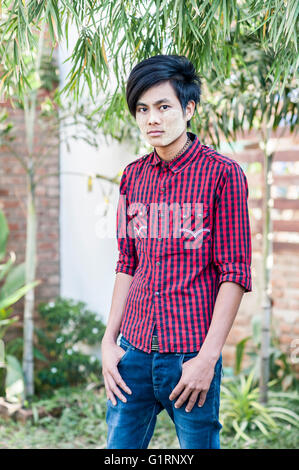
[148,130,164,135]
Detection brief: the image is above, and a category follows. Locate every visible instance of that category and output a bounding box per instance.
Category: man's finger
[103,375,117,406]
[169,381,184,401]
[185,390,199,412]
[107,390,117,406]
[174,388,192,409]
[198,390,208,407]
[113,368,132,395]
[106,373,127,404]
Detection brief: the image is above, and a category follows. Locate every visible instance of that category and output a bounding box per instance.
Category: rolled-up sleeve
[115,166,138,276]
[212,162,252,293]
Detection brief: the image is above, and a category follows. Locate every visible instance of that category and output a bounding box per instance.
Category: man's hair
[126,54,201,128]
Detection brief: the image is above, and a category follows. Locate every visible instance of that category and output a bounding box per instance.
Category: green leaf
[0,209,9,261]
[0,280,40,311]
[235,336,251,375]
[0,262,26,300]
[232,419,252,442]
[33,346,49,363]
[5,354,25,404]
[252,418,270,436]
[0,252,16,283]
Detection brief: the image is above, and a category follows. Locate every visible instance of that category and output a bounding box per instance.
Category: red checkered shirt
[115,131,252,353]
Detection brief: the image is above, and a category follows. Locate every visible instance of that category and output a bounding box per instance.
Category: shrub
[220,371,299,444]
[34,297,105,393]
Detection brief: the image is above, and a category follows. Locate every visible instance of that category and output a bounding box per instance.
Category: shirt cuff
[115,264,136,276]
[217,262,252,293]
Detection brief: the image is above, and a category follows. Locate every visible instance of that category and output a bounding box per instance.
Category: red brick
[280,323,292,333]
[0,189,9,196]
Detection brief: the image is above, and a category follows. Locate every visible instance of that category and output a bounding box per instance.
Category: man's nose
[147,109,161,124]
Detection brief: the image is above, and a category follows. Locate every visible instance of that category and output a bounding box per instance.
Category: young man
[101,54,252,449]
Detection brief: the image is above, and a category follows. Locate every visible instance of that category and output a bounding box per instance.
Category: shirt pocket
[180,202,211,250]
[165,202,211,254]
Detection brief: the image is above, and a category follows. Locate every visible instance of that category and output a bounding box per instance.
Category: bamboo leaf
[0,280,40,311]
[263,10,269,39]
[235,336,251,375]
[101,37,108,66]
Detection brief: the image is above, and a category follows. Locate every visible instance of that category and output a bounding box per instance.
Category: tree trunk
[21,18,46,401]
[259,147,274,404]
[22,178,37,399]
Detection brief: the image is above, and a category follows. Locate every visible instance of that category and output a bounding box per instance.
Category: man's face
[135,81,194,147]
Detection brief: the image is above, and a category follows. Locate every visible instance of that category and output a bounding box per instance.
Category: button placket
[158,172,166,240]
[155,166,163,299]
[159,162,168,194]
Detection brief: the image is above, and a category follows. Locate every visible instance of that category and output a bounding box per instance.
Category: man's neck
[155,131,189,162]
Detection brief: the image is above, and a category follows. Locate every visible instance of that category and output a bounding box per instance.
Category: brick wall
[0,102,60,338]
[222,129,299,370]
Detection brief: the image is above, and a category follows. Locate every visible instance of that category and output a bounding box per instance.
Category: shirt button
[161,188,165,192]
[158,237,162,241]
[156,261,161,266]
[155,291,160,296]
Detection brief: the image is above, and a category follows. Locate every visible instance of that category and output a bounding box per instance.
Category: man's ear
[185,100,196,122]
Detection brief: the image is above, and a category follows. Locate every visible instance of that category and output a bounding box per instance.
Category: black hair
[126,54,201,129]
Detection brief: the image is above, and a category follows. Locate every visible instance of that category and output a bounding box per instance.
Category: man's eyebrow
[136,98,171,107]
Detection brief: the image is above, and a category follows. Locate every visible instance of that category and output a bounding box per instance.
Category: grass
[0,384,298,449]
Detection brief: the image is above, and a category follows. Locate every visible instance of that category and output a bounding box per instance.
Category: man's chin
[145,134,170,146]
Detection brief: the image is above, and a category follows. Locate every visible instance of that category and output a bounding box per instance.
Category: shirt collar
[149,131,201,174]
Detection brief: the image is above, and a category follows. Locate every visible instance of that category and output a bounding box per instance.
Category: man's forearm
[103,272,134,343]
[198,281,245,365]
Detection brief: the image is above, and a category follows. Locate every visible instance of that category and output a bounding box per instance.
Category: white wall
[58,28,135,326]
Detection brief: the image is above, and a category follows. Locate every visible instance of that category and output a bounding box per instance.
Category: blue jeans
[106,335,223,449]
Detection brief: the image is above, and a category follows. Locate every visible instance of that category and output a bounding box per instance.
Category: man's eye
[138,107,147,113]
[161,105,169,110]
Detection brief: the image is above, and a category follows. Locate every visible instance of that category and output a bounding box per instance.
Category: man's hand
[101,338,132,406]
[169,355,216,412]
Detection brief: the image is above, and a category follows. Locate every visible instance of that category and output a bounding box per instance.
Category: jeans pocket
[179,351,198,371]
[118,347,131,365]
[118,336,134,365]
